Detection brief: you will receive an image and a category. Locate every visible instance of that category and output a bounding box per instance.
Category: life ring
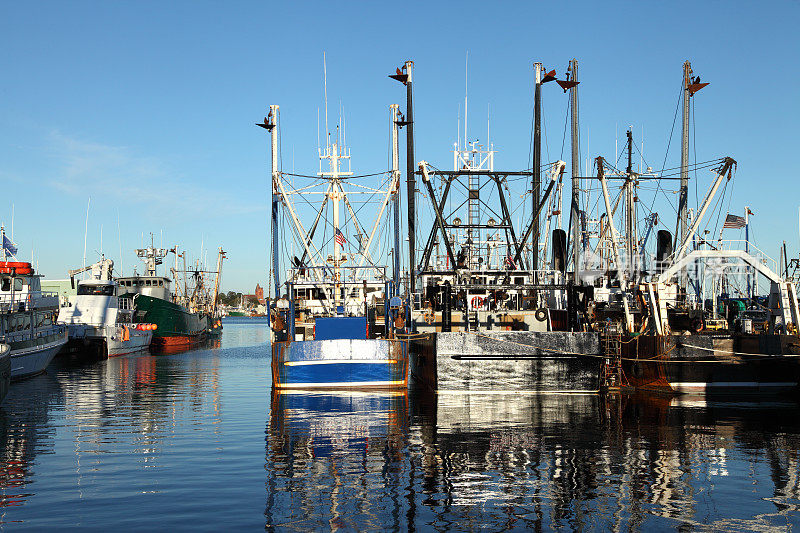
[690,317,704,333]
[535,308,548,322]
[470,296,485,309]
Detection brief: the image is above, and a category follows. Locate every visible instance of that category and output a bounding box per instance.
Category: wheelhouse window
[77,285,115,296]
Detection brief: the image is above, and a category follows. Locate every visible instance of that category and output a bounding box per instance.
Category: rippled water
[0,317,798,531]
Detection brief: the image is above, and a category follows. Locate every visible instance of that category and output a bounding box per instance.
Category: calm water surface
[0,317,799,531]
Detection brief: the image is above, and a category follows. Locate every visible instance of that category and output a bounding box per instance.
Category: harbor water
[0,317,798,530]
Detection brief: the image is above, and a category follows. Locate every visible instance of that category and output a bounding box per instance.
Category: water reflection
[266,388,800,530]
[0,348,225,519]
[266,390,410,531]
[0,373,63,512]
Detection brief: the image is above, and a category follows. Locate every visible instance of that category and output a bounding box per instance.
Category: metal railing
[0,291,60,312]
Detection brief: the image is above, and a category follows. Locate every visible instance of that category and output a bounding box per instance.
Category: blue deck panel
[273,338,408,388]
[314,317,367,340]
[283,361,402,385]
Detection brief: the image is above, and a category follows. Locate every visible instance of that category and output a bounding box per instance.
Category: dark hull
[410,331,603,392]
[621,334,800,396]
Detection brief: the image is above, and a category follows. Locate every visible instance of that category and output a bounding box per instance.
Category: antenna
[323,51,329,147]
[464,51,468,150]
[83,196,91,272]
[487,102,490,149]
[457,102,461,151]
[10,203,13,241]
[117,208,123,276]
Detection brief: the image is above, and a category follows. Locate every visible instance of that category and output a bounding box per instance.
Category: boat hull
[9,330,67,380]
[0,348,10,403]
[621,334,800,396]
[107,326,152,356]
[272,339,408,390]
[62,324,152,358]
[410,331,603,393]
[133,295,207,349]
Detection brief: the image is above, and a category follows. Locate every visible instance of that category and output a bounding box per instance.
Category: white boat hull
[106,325,152,356]
[10,331,67,380]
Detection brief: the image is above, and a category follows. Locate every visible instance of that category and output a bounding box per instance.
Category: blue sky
[1,1,798,292]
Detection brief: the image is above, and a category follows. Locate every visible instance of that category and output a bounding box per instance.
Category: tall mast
[532,62,542,270]
[391,104,402,296]
[212,247,225,317]
[626,128,635,276]
[331,142,342,306]
[270,105,281,299]
[569,59,580,283]
[678,61,691,257]
[405,61,416,296]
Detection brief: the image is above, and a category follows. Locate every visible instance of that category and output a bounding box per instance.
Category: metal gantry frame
[416,167,535,275]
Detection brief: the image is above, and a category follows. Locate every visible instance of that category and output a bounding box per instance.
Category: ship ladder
[600,323,623,391]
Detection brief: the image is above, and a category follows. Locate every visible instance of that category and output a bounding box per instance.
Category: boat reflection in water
[266,390,409,531]
[267,387,800,530]
[413,392,800,530]
[0,372,63,509]
[0,349,224,516]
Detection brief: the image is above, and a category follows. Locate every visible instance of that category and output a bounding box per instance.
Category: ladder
[601,323,623,389]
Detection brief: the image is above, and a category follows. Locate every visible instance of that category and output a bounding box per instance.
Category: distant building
[243,283,266,307]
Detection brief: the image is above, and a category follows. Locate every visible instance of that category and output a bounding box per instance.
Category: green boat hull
[133,295,209,344]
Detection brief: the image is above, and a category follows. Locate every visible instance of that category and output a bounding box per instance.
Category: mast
[391,104,402,296]
[532,62,542,270]
[388,60,415,295]
[626,128,635,276]
[331,142,342,307]
[569,59,580,283]
[678,61,691,263]
[405,61,416,295]
[212,247,225,317]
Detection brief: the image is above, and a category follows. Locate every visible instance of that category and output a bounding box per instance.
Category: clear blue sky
[1,1,798,292]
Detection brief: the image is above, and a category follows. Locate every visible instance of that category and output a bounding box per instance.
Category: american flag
[334,228,347,246]
[723,213,746,229]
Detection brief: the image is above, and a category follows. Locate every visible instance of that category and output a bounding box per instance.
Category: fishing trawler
[259,91,409,389]
[405,59,800,396]
[0,228,67,379]
[117,243,209,351]
[57,257,154,358]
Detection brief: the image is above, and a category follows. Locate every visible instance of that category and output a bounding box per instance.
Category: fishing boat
[117,243,209,351]
[57,257,154,358]
[0,228,67,379]
[259,88,409,389]
[404,59,800,396]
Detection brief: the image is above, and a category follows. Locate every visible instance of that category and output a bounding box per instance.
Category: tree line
[217,291,260,307]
